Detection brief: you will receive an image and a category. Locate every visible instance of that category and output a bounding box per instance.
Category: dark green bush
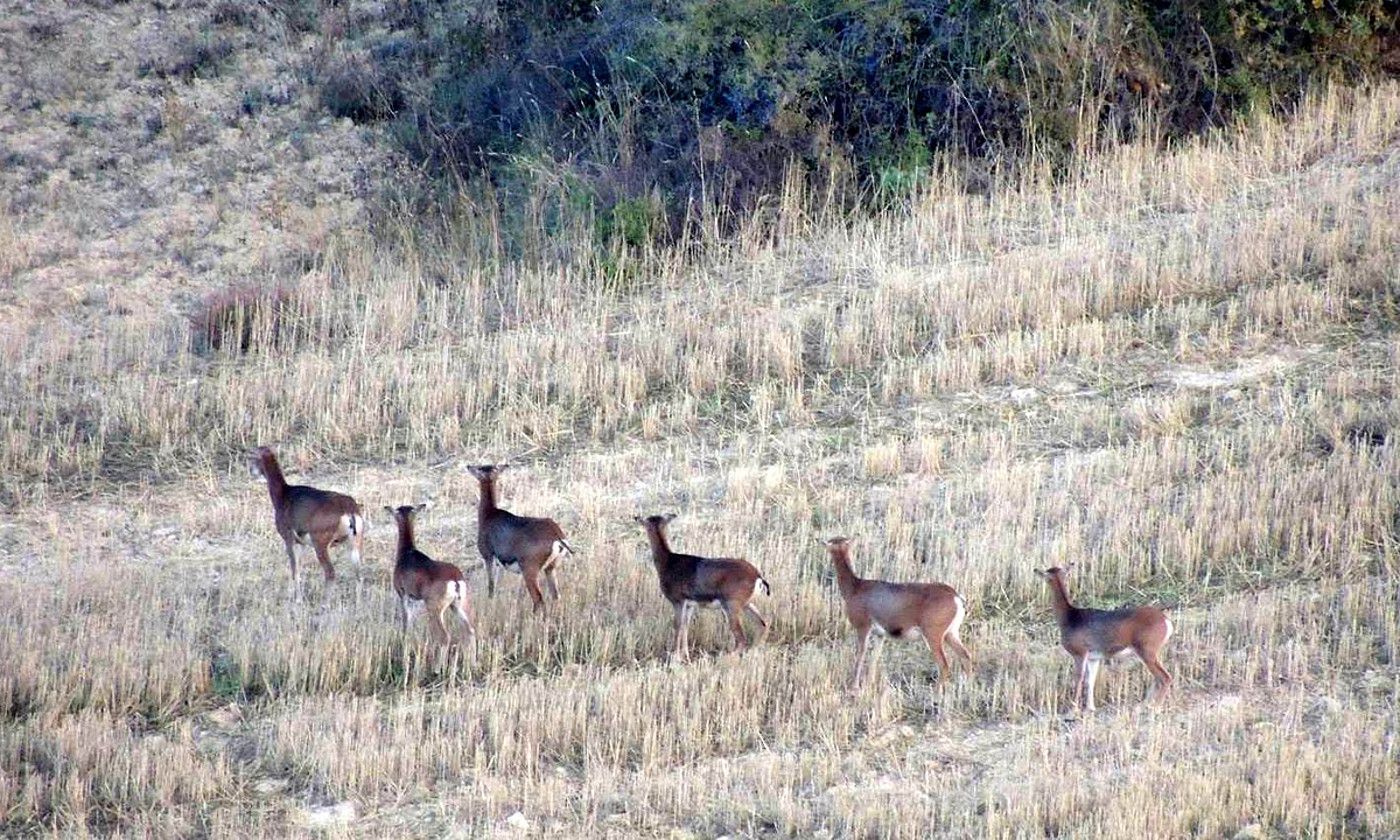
[319,0,1398,244]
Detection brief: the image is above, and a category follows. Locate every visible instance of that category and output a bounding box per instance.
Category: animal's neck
[645,529,672,564]
[477,480,498,516]
[830,551,860,597]
[1047,574,1075,622]
[261,457,288,504]
[396,521,417,556]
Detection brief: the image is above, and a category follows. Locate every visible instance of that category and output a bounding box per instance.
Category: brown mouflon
[385,504,475,649]
[1035,563,1173,712]
[467,464,573,614]
[823,537,970,687]
[248,446,363,587]
[636,513,770,659]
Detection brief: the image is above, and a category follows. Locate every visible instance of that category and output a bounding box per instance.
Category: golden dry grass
[2,84,1399,837]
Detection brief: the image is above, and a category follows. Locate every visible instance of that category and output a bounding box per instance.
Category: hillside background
[1,1,1399,837]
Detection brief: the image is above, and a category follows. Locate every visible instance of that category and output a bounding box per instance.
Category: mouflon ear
[383,505,396,516]
[661,513,677,524]
[415,502,430,513]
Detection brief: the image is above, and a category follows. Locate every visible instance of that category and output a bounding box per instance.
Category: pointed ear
[383,505,395,516]
[1033,568,1048,579]
[465,466,485,479]
[415,502,429,513]
[632,515,645,525]
[495,463,511,474]
[1062,562,1075,573]
[662,513,677,524]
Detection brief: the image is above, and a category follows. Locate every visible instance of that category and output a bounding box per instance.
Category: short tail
[756,576,771,597]
[557,539,575,556]
[446,579,465,601]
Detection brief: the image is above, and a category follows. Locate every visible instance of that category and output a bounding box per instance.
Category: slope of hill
[0,0,395,332]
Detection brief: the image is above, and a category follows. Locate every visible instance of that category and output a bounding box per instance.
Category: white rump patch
[542,540,570,570]
[946,594,967,639]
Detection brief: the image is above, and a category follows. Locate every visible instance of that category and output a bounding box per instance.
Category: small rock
[1010,387,1040,406]
[506,811,530,831]
[254,777,289,795]
[1232,823,1266,840]
[301,802,355,828]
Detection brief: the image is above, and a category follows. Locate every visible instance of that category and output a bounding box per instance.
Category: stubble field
[2,82,1399,837]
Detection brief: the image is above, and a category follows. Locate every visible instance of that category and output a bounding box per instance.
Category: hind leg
[348,527,363,566]
[945,631,973,667]
[312,537,336,582]
[723,601,750,651]
[920,622,953,681]
[1138,647,1173,703]
[544,567,561,601]
[426,595,452,646]
[451,594,477,648]
[744,603,769,645]
[521,562,547,614]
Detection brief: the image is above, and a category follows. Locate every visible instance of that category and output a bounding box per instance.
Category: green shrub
[321,0,1397,245]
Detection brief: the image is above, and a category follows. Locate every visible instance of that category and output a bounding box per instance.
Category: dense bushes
[300,0,1397,239]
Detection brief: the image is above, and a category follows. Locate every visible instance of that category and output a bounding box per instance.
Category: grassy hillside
[1,1,1399,836]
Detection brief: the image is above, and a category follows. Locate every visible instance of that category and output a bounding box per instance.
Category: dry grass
[1,84,1399,836]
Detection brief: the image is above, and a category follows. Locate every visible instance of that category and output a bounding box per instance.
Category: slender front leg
[852,627,873,687]
[1072,655,1089,712]
[672,601,688,660]
[1084,658,1101,712]
[399,594,411,633]
[482,557,499,598]
[281,536,299,581]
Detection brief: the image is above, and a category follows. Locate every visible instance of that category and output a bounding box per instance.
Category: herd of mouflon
[249,446,1174,712]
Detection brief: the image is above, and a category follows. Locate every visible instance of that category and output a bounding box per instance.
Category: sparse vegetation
[1,0,1398,835]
